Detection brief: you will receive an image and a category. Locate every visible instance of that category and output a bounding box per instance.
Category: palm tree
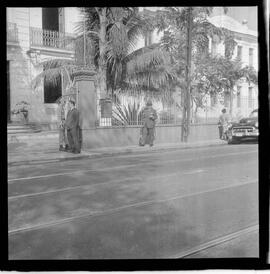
[76,7,177,99]
[32,7,177,104]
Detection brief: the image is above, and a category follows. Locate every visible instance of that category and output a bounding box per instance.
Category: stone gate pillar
[73,69,97,129]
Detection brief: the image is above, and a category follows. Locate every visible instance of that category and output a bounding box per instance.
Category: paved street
[8,143,258,259]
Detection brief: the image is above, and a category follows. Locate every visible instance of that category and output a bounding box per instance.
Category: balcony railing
[30,27,75,51]
[7,22,19,43]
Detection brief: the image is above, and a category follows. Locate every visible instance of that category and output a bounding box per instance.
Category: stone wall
[80,123,218,149]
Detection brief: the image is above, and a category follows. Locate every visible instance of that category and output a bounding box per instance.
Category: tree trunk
[181,7,192,142]
[98,8,107,100]
[194,103,199,124]
[229,88,233,116]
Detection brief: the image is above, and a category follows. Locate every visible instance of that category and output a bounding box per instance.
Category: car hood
[231,117,257,127]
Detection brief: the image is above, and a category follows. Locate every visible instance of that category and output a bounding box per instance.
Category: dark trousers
[78,127,82,151]
[59,127,67,147]
[67,127,80,152]
[218,125,223,139]
[141,126,155,145]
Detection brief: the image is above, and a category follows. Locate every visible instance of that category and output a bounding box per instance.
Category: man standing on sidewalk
[65,100,80,154]
[57,97,69,151]
[218,108,230,140]
[140,100,158,147]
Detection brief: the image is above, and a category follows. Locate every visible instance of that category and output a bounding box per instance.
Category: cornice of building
[208,14,257,38]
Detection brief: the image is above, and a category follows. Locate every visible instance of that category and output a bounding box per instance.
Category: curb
[8,141,226,167]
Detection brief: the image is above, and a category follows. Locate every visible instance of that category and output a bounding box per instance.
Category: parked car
[227,109,259,144]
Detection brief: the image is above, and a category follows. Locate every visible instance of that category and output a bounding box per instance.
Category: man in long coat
[65,100,80,153]
[57,98,68,151]
[140,100,158,147]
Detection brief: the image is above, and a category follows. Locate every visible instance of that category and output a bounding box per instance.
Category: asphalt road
[8,144,258,259]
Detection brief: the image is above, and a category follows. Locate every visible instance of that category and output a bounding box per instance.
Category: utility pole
[83,12,86,67]
[230,88,233,116]
[181,7,192,142]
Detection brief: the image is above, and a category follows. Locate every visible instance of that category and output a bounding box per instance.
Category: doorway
[42,8,65,32]
[42,8,65,48]
[44,74,62,104]
[42,8,59,31]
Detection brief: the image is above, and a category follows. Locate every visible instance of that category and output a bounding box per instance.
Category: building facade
[135,7,258,122]
[7,7,258,128]
[7,7,81,128]
[207,9,258,119]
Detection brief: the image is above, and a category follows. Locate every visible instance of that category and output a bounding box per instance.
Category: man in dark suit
[64,100,80,154]
[140,100,158,147]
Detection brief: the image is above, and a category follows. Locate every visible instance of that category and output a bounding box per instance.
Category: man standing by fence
[140,100,158,147]
[65,100,80,154]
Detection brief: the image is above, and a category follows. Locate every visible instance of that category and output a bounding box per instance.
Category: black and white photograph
[4,3,269,269]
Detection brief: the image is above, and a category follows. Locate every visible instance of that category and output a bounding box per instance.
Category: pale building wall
[64,7,81,33]
[132,7,163,52]
[206,13,258,121]
[7,8,32,117]
[7,8,47,123]
[29,8,42,28]
[7,7,81,125]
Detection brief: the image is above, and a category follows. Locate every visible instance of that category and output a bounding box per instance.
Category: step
[8,125,30,129]
[8,126,35,130]
[8,123,42,134]
[8,129,42,134]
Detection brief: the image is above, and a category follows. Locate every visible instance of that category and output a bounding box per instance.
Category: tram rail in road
[169,224,258,258]
[8,180,257,235]
[8,145,258,259]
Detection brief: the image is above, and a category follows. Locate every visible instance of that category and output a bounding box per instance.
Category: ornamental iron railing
[30,27,75,51]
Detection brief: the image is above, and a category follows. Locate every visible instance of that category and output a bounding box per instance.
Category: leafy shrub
[112,101,144,126]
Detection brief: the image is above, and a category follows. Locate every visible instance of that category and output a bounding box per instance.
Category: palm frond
[126,47,170,74]
[37,58,75,69]
[31,67,62,89]
[31,58,82,90]
[123,43,160,64]
[112,100,144,125]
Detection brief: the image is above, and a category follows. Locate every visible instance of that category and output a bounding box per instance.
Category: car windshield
[249,110,258,118]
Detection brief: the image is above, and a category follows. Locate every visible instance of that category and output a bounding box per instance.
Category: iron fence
[30,27,75,51]
[95,95,183,127]
[7,22,19,43]
[95,95,258,127]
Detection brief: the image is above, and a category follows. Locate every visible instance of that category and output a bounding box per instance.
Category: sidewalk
[8,131,226,166]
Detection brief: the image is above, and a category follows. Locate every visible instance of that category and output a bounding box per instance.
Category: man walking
[140,100,158,147]
[65,100,80,154]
